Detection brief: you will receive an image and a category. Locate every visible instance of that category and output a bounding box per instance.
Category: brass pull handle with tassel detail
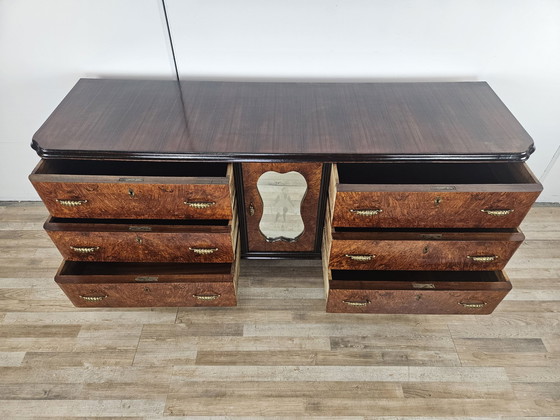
[70,246,99,254]
[481,209,514,216]
[459,301,487,308]
[189,247,219,255]
[467,255,498,262]
[349,208,383,216]
[343,299,371,307]
[184,201,216,209]
[193,293,221,301]
[79,295,107,302]
[57,199,88,207]
[345,254,375,262]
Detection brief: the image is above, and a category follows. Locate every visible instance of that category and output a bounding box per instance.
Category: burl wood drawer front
[326,270,511,314]
[329,229,524,271]
[332,163,542,228]
[30,160,233,220]
[45,217,234,263]
[55,261,238,307]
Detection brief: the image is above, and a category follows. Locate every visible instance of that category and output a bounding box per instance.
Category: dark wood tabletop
[32,79,535,162]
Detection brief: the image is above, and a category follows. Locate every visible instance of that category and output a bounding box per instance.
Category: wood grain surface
[329,230,524,271]
[326,270,512,314]
[46,224,234,263]
[32,79,536,162]
[332,162,542,228]
[334,189,541,229]
[30,161,233,220]
[1,202,559,418]
[242,162,323,252]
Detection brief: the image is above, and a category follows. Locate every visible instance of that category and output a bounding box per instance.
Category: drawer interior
[59,261,232,277]
[336,162,536,185]
[331,270,504,283]
[34,159,228,178]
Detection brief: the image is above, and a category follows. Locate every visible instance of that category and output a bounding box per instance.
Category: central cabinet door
[241,163,324,254]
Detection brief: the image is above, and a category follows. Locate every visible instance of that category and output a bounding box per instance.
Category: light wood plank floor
[0,202,559,419]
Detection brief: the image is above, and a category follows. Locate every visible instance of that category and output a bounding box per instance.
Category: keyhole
[423,246,429,254]
[136,236,143,244]
[415,294,422,301]
[144,287,150,292]
[128,188,135,198]
[434,197,442,206]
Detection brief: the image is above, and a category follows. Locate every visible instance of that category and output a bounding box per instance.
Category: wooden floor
[0,202,559,419]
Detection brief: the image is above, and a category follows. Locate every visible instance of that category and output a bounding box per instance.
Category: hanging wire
[161,0,180,82]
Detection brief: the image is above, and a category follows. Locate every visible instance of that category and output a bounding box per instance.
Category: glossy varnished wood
[32,79,535,162]
[55,261,238,307]
[29,160,233,220]
[332,163,542,228]
[44,217,234,263]
[30,160,233,220]
[330,229,525,271]
[326,270,512,314]
[1,202,559,417]
[241,162,323,252]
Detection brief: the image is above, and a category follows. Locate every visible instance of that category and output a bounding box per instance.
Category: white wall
[0,0,175,200]
[1,0,559,201]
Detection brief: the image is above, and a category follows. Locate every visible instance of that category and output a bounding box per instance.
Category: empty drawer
[329,228,524,271]
[45,217,236,263]
[55,261,239,307]
[326,270,512,314]
[332,163,542,228]
[30,160,233,220]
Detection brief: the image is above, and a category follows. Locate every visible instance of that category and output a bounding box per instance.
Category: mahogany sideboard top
[32,79,535,162]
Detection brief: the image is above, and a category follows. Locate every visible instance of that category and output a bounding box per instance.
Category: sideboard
[29,79,542,313]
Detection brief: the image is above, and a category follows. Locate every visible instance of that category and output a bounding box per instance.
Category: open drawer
[329,228,524,271]
[44,216,238,263]
[29,160,233,219]
[332,162,542,228]
[326,270,512,314]
[55,260,239,307]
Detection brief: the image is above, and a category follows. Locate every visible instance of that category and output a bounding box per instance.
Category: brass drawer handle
[343,299,371,307]
[79,295,107,302]
[345,254,375,262]
[481,209,514,216]
[184,201,216,209]
[56,199,88,207]
[189,247,219,255]
[350,208,383,216]
[467,255,498,262]
[193,293,221,301]
[70,246,99,254]
[459,301,487,308]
